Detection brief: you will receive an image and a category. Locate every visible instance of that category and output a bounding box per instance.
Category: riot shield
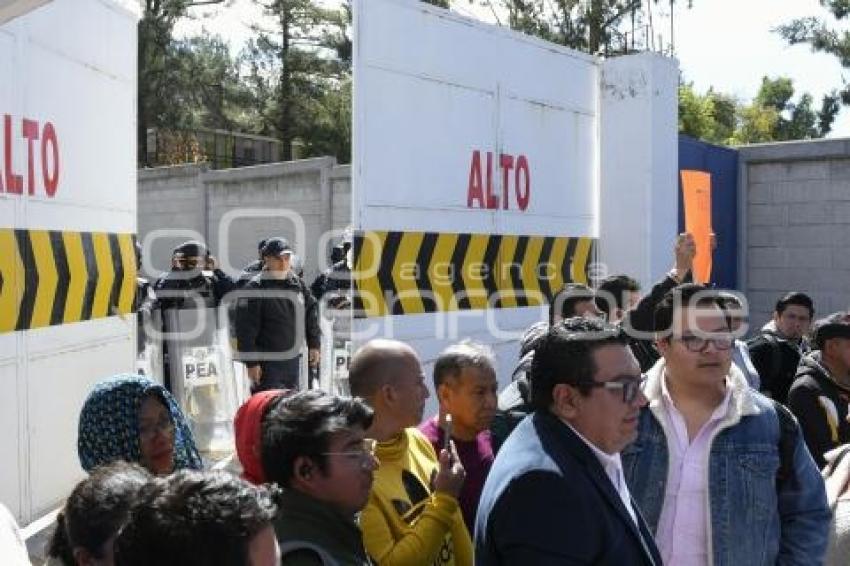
[159,306,246,460]
[319,301,352,396]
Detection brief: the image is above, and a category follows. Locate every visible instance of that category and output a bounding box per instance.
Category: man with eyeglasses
[623,284,829,566]
[260,389,377,565]
[475,317,661,565]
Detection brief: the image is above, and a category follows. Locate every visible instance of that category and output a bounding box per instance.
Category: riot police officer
[310,230,352,308]
[153,241,235,308]
[152,241,235,389]
[235,237,320,392]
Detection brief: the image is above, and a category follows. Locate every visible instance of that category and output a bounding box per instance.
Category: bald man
[350,339,473,566]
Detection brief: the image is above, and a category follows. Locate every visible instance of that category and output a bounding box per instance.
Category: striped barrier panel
[352,230,596,317]
[0,229,137,333]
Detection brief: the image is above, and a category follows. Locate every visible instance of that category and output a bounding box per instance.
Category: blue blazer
[475,411,662,566]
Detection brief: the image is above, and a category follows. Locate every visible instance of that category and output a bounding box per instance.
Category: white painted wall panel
[0,0,138,524]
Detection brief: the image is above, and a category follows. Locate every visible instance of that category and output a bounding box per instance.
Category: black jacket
[622,272,690,372]
[236,260,263,288]
[274,489,372,566]
[475,412,661,566]
[234,272,320,368]
[788,352,850,468]
[748,329,805,405]
[310,260,352,302]
[153,268,235,310]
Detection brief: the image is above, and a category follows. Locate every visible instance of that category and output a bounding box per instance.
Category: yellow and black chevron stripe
[352,230,596,317]
[0,229,137,333]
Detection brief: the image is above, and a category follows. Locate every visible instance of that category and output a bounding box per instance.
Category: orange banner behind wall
[680,170,713,284]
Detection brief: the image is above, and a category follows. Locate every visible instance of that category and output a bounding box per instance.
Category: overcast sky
[176,0,850,136]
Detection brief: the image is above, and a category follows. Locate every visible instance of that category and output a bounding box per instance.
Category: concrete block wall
[138,158,352,285]
[740,138,850,328]
[138,164,208,275]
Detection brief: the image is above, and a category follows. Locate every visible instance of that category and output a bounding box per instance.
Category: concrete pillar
[599,52,679,289]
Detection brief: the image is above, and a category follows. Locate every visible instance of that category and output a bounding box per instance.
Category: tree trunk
[278,3,293,161]
[138,20,149,166]
[588,0,602,54]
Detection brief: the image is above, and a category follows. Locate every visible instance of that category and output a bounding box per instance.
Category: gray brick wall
[741,139,850,329]
[138,158,352,285]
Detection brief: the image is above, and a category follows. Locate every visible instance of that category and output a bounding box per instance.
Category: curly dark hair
[47,461,150,565]
[114,470,279,566]
[261,390,374,488]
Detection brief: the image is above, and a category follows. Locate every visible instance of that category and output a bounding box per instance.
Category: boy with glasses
[476,317,661,565]
[623,284,829,566]
[261,390,377,565]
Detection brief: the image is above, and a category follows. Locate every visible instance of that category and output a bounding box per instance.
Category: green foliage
[731,104,778,145]
[473,0,694,55]
[777,4,850,125]
[678,84,736,144]
[242,0,351,162]
[138,0,353,166]
[138,1,262,166]
[138,0,193,165]
[679,76,838,146]
[495,0,643,53]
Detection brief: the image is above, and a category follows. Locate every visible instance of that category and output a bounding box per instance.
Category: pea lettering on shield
[183,347,220,385]
[185,359,218,381]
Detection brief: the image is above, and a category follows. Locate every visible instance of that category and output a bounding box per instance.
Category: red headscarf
[234,389,290,485]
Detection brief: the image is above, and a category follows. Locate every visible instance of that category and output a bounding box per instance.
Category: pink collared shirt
[655,375,732,566]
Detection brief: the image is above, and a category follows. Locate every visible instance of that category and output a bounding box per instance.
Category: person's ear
[552,383,581,419]
[656,335,671,356]
[293,456,314,483]
[380,383,395,406]
[436,382,452,409]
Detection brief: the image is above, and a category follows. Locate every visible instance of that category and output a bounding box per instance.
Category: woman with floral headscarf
[78,374,202,475]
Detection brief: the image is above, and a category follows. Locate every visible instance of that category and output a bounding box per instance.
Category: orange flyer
[680,170,713,284]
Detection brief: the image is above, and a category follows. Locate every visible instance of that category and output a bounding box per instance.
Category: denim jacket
[622,361,830,566]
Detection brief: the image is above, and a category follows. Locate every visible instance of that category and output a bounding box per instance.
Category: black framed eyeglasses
[586,378,643,404]
[676,334,734,353]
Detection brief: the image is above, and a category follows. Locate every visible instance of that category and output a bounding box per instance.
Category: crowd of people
[3,231,850,565]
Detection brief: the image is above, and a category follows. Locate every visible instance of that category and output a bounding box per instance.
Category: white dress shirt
[564,420,638,525]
